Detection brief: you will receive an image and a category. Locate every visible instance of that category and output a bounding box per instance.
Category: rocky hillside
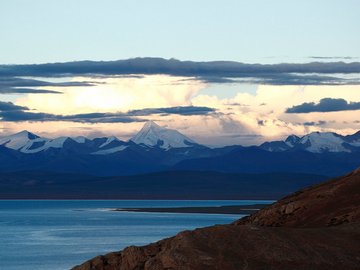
[72,168,360,270]
[236,167,360,227]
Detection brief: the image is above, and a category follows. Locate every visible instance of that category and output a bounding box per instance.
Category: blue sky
[0,1,359,145]
[1,0,359,64]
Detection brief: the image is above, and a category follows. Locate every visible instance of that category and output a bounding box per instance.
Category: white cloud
[5,79,360,146]
[192,84,360,143]
[16,75,206,115]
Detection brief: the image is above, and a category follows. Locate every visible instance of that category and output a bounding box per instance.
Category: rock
[236,168,360,227]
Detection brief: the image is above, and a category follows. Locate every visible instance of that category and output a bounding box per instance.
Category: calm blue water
[0,200,272,270]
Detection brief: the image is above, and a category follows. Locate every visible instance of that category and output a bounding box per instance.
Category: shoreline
[112,204,269,215]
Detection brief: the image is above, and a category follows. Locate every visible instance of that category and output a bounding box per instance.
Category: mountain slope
[131,121,195,149]
[72,168,360,270]
[236,167,360,227]
[0,130,41,151]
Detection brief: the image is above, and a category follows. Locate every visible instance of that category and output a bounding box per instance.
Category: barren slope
[72,168,360,270]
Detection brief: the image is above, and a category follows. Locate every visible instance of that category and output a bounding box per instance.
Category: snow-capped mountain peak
[260,130,360,153]
[73,136,87,144]
[344,131,360,146]
[285,135,300,146]
[131,121,196,149]
[0,130,40,150]
[1,127,359,155]
[17,130,39,139]
[143,120,160,130]
[299,132,348,153]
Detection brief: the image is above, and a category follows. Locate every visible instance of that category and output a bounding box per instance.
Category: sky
[0,1,359,146]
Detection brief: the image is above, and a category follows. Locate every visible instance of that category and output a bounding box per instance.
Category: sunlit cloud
[192,84,360,143]
[1,75,359,146]
[16,75,206,115]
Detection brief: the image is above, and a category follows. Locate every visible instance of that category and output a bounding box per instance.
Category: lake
[0,200,272,270]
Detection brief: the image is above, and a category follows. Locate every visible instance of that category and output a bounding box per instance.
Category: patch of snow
[99,136,119,148]
[346,131,360,147]
[92,145,128,155]
[20,138,49,153]
[20,137,69,153]
[349,141,360,147]
[46,137,69,148]
[267,146,288,152]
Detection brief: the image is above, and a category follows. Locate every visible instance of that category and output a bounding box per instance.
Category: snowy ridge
[0,132,82,153]
[20,137,71,153]
[0,130,130,154]
[1,126,359,155]
[130,121,195,149]
[261,131,360,153]
[0,130,39,150]
[0,130,41,150]
[300,132,349,153]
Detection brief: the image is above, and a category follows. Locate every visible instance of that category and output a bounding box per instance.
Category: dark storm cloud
[286,98,360,113]
[238,73,360,85]
[198,73,360,85]
[257,120,265,126]
[0,103,214,123]
[303,120,327,126]
[129,106,215,116]
[0,110,142,123]
[0,77,95,94]
[59,113,142,123]
[223,134,263,138]
[1,58,360,87]
[0,110,56,121]
[0,101,29,111]
[3,58,360,76]
[0,87,62,94]
[0,77,94,87]
[309,56,358,60]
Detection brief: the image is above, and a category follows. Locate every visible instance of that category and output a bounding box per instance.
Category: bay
[0,200,272,270]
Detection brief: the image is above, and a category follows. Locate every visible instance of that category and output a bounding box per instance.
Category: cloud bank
[0,76,95,94]
[0,101,28,111]
[286,98,360,113]
[0,59,359,146]
[0,102,214,123]
[1,58,360,88]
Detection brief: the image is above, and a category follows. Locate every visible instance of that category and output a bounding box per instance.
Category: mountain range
[0,121,359,177]
[0,121,360,176]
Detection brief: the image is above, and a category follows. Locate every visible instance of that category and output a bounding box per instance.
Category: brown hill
[236,167,360,227]
[72,168,360,270]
